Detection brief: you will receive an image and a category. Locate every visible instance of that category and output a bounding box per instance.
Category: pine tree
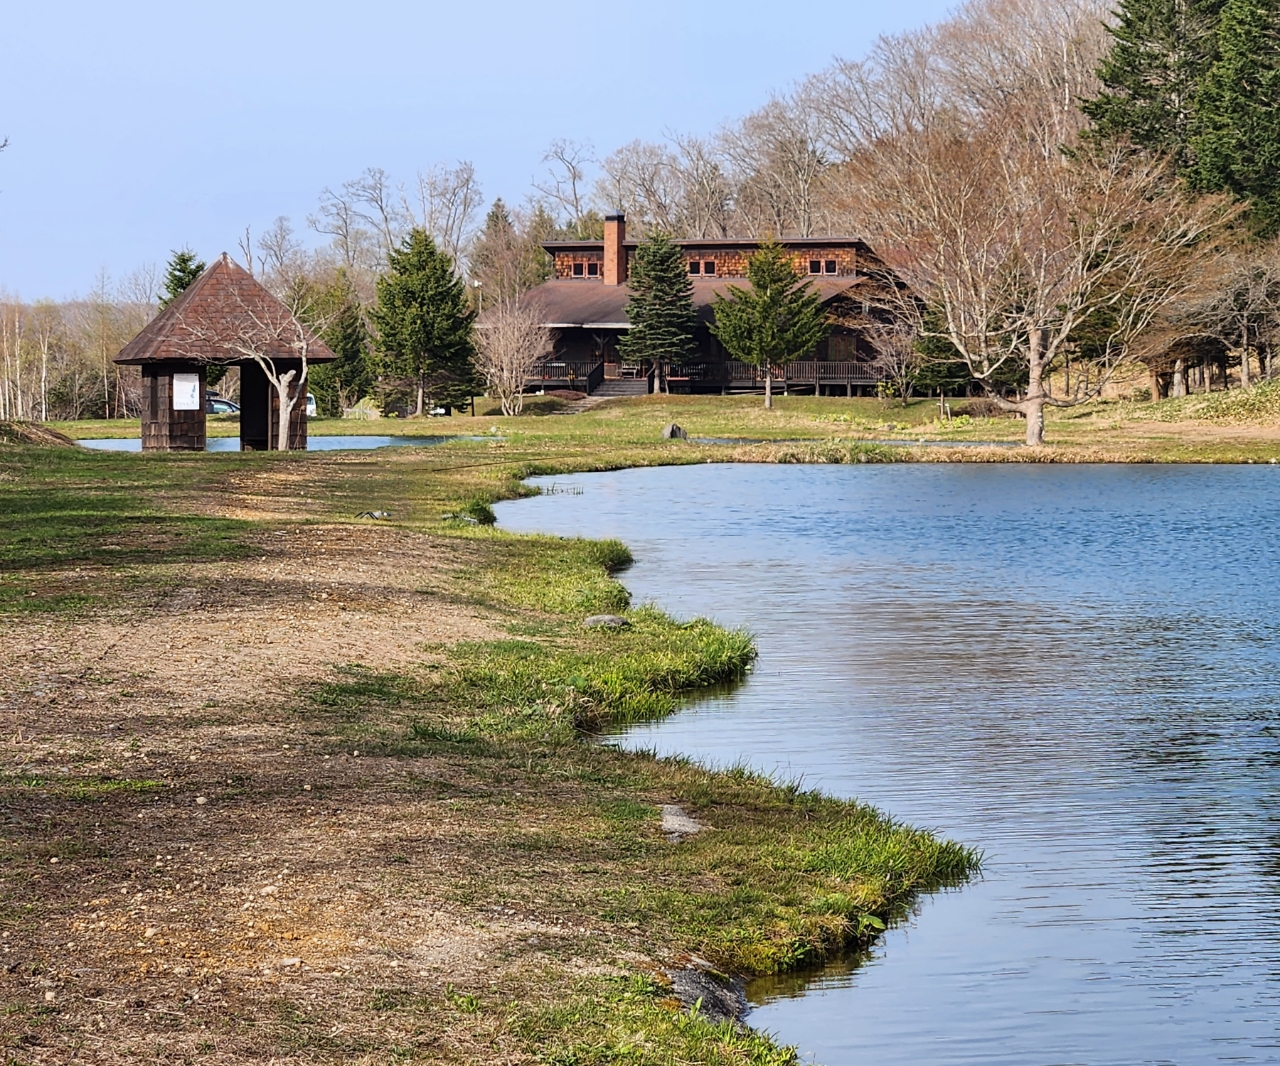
[711,240,829,409]
[370,229,478,415]
[618,232,698,386]
[1083,0,1226,168]
[1189,0,1280,235]
[159,248,206,309]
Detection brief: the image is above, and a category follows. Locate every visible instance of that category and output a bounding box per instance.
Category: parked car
[206,397,240,414]
[306,393,317,417]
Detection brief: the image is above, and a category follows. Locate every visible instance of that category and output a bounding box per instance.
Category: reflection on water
[495,463,1280,1066]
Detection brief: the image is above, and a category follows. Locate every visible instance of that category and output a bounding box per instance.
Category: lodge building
[524,214,888,396]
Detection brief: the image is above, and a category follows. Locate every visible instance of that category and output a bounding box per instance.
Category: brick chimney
[603,214,627,285]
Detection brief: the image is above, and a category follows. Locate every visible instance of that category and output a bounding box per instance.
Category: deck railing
[531,360,605,394]
[667,361,883,385]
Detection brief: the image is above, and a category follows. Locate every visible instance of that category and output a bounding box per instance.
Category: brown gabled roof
[115,253,337,365]
[522,277,867,329]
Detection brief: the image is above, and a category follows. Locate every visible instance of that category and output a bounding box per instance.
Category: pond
[495,463,1280,1066]
[77,435,483,452]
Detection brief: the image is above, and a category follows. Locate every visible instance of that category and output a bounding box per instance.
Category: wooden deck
[667,360,883,394]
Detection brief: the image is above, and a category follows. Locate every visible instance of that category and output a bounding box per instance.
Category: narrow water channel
[495,463,1280,1066]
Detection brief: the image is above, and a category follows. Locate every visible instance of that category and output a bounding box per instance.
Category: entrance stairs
[593,379,651,398]
[551,378,650,415]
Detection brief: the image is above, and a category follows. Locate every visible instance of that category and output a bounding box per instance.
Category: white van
[306,393,317,417]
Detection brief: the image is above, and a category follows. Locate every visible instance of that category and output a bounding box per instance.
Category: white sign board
[172,373,200,411]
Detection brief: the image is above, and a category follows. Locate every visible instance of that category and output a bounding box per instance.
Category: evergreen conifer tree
[370,229,478,415]
[1189,0,1280,235]
[711,239,829,409]
[618,232,698,390]
[1083,0,1226,168]
[159,248,206,308]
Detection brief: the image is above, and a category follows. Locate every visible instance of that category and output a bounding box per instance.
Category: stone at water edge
[662,423,688,440]
[665,963,748,1025]
[583,614,630,629]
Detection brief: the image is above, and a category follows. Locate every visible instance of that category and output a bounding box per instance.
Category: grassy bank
[0,438,979,1065]
[48,384,1280,462]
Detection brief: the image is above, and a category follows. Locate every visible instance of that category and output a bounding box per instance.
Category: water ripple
[496,464,1280,1066]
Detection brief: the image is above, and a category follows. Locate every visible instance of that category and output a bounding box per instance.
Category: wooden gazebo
[115,254,336,451]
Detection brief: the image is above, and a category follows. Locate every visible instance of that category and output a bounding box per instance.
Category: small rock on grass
[661,804,703,842]
[583,614,629,629]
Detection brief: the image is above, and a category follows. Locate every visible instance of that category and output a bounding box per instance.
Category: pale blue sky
[1,0,955,299]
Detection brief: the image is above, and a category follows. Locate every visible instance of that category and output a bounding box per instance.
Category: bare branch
[474,299,552,416]
[533,139,595,230]
[406,161,483,266]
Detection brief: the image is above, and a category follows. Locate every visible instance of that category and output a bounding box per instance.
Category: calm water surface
[495,464,1280,1066]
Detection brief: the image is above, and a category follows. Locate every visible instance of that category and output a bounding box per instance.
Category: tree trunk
[764,365,773,409]
[1242,347,1252,389]
[1023,327,1047,447]
[416,374,425,417]
[1172,357,1187,397]
[1202,355,1212,392]
[275,369,299,451]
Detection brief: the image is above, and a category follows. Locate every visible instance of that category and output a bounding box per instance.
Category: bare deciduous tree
[669,134,734,238]
[1189,251,1280,386]
[824,0,1237,444]
[474,298,552,416]
[406,161,483,267]
[349,167,407,261]
[596,140,682,234]
[311,184,366,274]
[535,139,595,232]
[721,94,830,238]
[864,318,921,405]
[257,216,308,294]
[237,227,257,278]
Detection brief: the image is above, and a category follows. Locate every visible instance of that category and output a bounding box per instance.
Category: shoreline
[0,437,978,1065]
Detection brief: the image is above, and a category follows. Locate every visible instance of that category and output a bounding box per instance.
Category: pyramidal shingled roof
[115,253,337,365]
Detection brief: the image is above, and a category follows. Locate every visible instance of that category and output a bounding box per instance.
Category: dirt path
[0,521,597,1064]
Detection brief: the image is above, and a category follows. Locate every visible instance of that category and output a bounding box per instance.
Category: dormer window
[689,261,701,275]
[809,260,822,274]
[824,260,838,275]
[573,262,584,277]
[703,261,716,276]
[587,261,599,277]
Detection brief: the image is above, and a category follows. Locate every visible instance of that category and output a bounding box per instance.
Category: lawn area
[0,437,978,1066]
[50,386,1280,462]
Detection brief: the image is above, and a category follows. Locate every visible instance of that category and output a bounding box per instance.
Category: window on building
[587,261,600,277]
[824,260,838,275]
[689,261,701,275]
[703,261,716,275]
[809,260,822,274]
[572,262,584,277]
